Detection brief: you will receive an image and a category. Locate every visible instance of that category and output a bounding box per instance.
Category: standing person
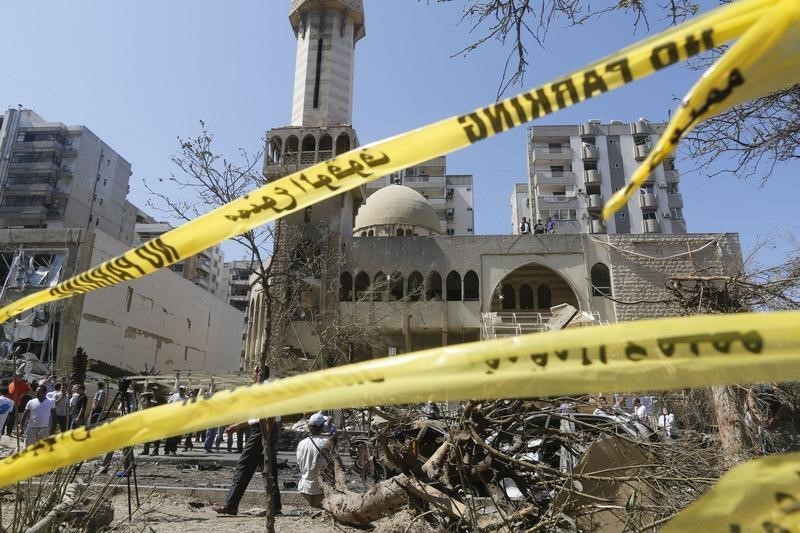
[70,384,88,429]
[19,385,55,447]
[7,374,31,436]
[183,389,198,451]
[0,386,15,437]
[203,385,219,453]
[519,217,531,234]
[632,398,647,421]
[163,385,187,455]
[533,219,545,234]
[214,367,281,516]
[90,381,107,425]
[296,413,334,508]
[747,383,798,454]
[546,217,555,234]
[46,382,68,433]
[139,391,161,456]
[657,406,677,438]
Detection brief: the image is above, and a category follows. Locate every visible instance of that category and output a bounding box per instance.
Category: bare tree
[428,0,799,181]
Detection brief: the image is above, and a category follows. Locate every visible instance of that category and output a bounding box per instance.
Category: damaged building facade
[241,0,745,372]
[0,108,244,376]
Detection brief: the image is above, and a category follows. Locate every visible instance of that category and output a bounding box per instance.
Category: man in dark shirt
[71,384,88,429]
[533,219,545,234]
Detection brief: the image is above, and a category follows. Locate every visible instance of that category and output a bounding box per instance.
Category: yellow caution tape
[2,310,799,487]
[0,0,790,323]
[664,452,800,531]
[603,0,800,218]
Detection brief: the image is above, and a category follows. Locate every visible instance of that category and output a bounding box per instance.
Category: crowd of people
[519,216,556,235]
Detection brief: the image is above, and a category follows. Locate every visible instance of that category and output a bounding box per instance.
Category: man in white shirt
[0,386,15,435]
[19,385,55,447]
[90,381,107,425]
[633,398,647,422]
[296,413,334,508]
[46,382,68,432]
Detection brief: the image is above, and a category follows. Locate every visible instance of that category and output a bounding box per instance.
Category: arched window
[537,284,552,309]
[405,229,413,236]
[335,133,351,155]
[373,271,386,302]
[318,134,333,160]
[339,272,353,302]
[407,271,424,302]
[501,284,516,310]
[519,283,534,309]
[426,271,442,301]
[463,270,479,301]
[355,271,369,301]
[360,231,366,237]
[285,135,299,163]
[367,229,374,237]
[446,271,462,302]
[269,136,282,164]
[591,263,612,296]
[396,228,404,236]
[389,271,404,301]
[301,134,316,153]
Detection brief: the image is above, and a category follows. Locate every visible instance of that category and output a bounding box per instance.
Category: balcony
[590,219,605,234]
[404,175,446,185]
[664,169,680,183]
[631,120,653,135]
[538,194,577,208]
[635,144,651,160]
[668,193,683,208]
[531,146,572,161]
[428,197,446,207]
[587,194,603,211]
[534,170,575,185]
[581,144,599,160]
[584,169,601,185]
[5,182,55,194]
[640,192,657,209]
[644,219,661,233]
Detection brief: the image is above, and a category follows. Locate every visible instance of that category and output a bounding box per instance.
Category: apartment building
[365,156,475,235]
[134,222,226,300]
[0,108,137,244]
[523,119,686,235]
[223,260,256,312]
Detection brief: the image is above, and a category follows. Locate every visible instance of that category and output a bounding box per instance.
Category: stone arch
[463,270,479,301]
[268,136,283,164]
[285,135,299,164]
[407,271,424,302]
[405,229,413,236]
[490,262,579,312]
[389,271,404,301]
[354,271,369,301]
[301,134,316,164]
[537,283,552,309]
[335,133,351,155]
[519,283,534,309]
[339,272,353,302]
[591,263,612,296]
[446,271,462,302]
[426,271,442,301]
[373,271,386,302]
[501,284,516,310]
[396,228,404,236]
[319,134,333,160]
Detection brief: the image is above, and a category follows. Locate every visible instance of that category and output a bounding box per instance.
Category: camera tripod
[97,385,140,521]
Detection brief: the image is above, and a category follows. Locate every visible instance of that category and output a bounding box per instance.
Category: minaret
[289,0,365,127]
[245,1,366,372]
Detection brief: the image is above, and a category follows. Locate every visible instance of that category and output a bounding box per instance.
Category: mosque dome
[354,185,442,236]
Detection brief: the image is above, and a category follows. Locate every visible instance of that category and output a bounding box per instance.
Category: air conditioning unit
[657,182,668,189]
[663,212,672,218]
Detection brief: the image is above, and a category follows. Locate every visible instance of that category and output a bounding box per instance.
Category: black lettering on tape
[650,42,680,70]
[114,255,147,277]
[582,69,609,97]
[605,58,633,84]
[522,89,553,120]
[458,113,488,143]
[625,342,648,361]
[482,102,516,136]
[508,96,529,123]
[551,78,580,109]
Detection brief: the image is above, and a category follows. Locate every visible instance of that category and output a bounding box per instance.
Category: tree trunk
[711,385,751,467]
[322,474,409,527]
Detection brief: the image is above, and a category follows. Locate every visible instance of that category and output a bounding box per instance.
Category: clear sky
[1,1,796,267]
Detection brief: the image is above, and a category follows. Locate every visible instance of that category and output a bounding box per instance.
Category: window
[446,271,462,302]
[519,284,534,309]
[548,142,562,153]
[643,212,657,221]
[550,165,564,176]
[670,207,684,220]
[467,228,473,232]
[338,272,353,302]
[616,212,626,219]
[313,38,323,108]
[446,228,455,235]
[408,271,424,301]
[426,271,443,301]
[591,263,612,296]
[537,284,552,309]
[467,207,473,211]
[501,284,515,309]
[463,271,479,301]
[389,272,404,301]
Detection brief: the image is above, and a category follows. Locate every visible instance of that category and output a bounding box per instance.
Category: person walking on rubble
[296,413,335,508]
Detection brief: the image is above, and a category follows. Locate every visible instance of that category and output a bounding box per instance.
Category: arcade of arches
[490,263,579,312]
